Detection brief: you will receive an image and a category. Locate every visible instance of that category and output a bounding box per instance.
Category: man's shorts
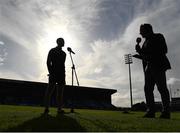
[48,73,66,85]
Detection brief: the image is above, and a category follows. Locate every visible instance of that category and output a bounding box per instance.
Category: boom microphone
[67,47,75,54]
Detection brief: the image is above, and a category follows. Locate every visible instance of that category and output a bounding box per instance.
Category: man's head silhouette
[140,23,154,38]
[56,38,64,47]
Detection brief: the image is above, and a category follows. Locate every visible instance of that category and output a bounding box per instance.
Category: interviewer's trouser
[144,66,170,113]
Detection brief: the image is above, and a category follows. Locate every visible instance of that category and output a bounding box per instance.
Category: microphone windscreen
[136,37,141,43]
[67,47,71,52]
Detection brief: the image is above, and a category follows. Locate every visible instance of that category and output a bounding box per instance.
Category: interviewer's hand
[133,54,142,60]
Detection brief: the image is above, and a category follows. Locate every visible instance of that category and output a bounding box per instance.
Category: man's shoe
[143,112,155,118]
[42,109,49,115]
[57,110,65,115]
[159,112,170,119]
[70,108,74,113]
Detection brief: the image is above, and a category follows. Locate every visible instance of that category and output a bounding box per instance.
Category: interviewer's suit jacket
[140,33,171,72]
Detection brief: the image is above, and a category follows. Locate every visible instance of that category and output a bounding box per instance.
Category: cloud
[167,78,180,85]
[167,77,180,98]
[0,33,42,80]
[0,41,7,66]
[0,41,4,45]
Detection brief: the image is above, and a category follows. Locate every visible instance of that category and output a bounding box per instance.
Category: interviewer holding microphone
[134,24,171,119]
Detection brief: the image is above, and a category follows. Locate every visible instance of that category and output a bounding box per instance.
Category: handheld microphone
[67,47,75,54]
[135,37,141,54]
[136,37,141,44]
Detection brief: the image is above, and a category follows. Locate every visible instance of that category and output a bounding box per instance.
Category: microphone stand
[69,51,79,86]
[68,50,79,113]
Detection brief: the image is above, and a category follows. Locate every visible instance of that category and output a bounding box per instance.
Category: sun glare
[38,21,78,57]
[37,21,78,82]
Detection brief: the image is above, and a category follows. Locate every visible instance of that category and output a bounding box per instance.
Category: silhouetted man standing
[44,38,66,115]
[135,24,171,119]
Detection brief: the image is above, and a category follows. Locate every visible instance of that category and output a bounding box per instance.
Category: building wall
[0,78,117,109]
[171,98,180,111]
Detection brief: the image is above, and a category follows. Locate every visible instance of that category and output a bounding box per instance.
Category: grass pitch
[0,105,180,132]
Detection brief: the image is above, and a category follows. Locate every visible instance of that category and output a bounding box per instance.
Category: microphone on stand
[67,47,75,54]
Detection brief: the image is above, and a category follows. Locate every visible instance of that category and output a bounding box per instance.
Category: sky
[0,0,180,107]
